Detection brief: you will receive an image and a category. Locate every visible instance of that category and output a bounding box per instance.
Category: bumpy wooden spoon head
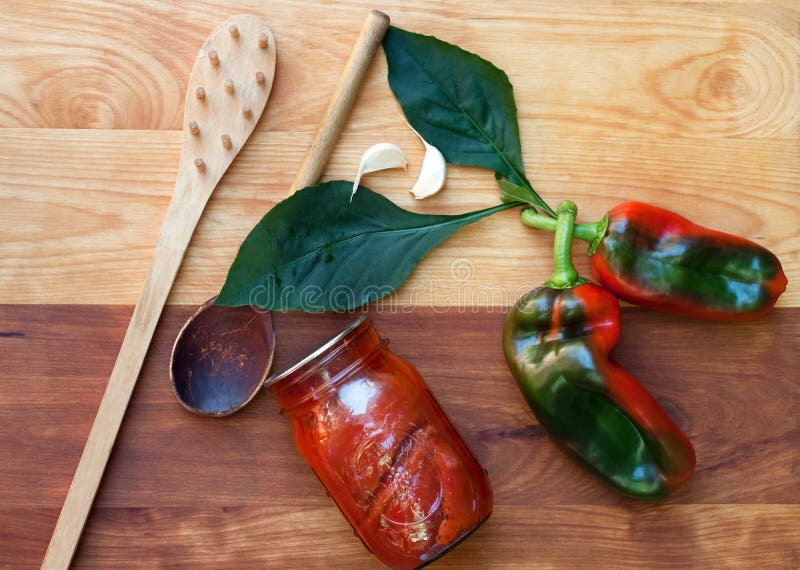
[180,14,276,193]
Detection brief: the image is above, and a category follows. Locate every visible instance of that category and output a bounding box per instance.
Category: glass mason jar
[269,316,493,569]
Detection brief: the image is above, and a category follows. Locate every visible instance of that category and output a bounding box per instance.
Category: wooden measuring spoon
[42,15,277,569]
[170,10,390,416]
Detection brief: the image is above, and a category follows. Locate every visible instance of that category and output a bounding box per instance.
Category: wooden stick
[289,10,390,193]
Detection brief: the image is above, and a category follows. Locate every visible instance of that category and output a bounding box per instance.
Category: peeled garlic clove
[352,143,408,200]
[399,118,446,199]
[410,137,446,199]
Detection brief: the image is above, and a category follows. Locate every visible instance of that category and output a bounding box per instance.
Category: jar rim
[264,315,369,389]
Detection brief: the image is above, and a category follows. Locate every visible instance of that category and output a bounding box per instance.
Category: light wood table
[1,1,797,567]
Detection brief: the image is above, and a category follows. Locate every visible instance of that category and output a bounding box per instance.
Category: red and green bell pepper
[504,201,696,498]
[521,201,787,321]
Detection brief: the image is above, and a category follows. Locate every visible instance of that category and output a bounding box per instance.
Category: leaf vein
[393,41,529,189]
[260,202,515,284]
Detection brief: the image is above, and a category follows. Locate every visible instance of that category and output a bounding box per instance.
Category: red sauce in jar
[269,317,492,569]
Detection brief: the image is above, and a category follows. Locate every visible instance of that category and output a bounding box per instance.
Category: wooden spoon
[42,15,277,569]
[170,10,390,416]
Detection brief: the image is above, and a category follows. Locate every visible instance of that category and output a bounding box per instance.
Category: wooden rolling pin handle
[289,10,390,193]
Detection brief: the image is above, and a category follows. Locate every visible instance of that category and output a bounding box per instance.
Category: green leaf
[496,173,538,206]
[383,26,555,217]
[216,181,518,311]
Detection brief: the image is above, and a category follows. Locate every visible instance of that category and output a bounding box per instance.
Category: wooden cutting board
[1,1,797,567]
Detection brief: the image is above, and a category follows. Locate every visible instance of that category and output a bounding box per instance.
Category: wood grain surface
[1,306,798,567]
[1,0,798,568]
[1,128,797,306]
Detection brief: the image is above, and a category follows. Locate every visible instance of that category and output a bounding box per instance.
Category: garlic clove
[410,137,446,199]
[400,118,446,199]
[352,143,408,201]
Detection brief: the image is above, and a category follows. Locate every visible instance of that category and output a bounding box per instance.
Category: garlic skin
[351,143,408,201]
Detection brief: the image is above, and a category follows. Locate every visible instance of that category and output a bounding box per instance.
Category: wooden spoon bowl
[171,298,274,416]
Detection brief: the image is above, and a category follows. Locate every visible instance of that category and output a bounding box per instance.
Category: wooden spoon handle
[41,199,201,570]
[289,10,390,193]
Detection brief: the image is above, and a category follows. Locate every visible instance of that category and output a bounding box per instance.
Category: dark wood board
[1,305,797,568]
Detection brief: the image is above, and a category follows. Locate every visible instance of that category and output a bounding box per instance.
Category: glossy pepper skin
[590,202,787,321]
[504,284,696,498]
[504,201,695,498]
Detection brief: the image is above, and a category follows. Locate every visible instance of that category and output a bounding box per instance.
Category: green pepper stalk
[503,201,696,498]
[543,201,587,289]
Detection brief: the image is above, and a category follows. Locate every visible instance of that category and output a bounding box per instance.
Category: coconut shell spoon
[170,10,390,417]
[42,15,277,569]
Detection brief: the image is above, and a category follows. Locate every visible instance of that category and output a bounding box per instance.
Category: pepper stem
[521,208,608,255]
[546,201,586,289]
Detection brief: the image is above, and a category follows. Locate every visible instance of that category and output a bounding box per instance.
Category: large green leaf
[216,181,517,311]
[383,26,554,217]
